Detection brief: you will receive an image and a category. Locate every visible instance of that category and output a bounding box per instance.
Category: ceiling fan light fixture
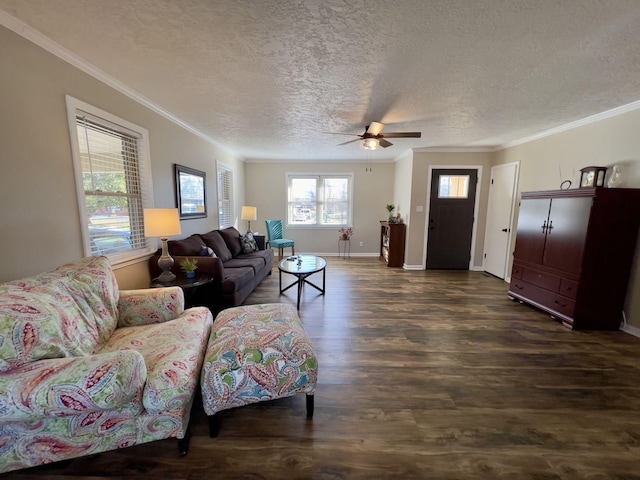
[363,138,379,150]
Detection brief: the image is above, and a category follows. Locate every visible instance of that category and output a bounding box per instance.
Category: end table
[150,273,214,310]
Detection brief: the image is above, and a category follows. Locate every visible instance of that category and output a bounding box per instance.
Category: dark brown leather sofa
[149,227,274,310]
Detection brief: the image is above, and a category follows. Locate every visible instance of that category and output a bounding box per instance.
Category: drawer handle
[514,284,524,290]
[554,300,567,307]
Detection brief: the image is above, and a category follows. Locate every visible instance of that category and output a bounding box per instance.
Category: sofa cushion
[224,256,265,275]
[0,257,119,372]
[240,249,273,264]
[0,350,146,420]
[102,307,212,414]
[200,230,232,262]
[220,267,255,294]
[168,234,205,256]
[219,227,243,257]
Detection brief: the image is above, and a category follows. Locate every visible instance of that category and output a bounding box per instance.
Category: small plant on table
[180,258,198,278]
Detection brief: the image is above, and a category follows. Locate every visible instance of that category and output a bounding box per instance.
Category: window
[287,174,353,227]
[438,175,470,199]
[217,163,234,228]
[66,96,154,264]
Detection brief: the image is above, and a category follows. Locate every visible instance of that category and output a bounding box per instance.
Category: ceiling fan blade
[336,138,362,146]
[324,132,361,136]
[379,138,393,148]
[380,132,422,138]
[367,121,385,136]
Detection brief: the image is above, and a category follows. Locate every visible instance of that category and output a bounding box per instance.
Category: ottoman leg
[306,394,314,420]
[209,414,221,438]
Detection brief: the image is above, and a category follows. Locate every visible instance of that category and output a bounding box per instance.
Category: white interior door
[483,162,519,279]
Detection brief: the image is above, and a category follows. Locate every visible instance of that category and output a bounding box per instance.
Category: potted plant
[180,258,198,279]
[386,204,396,223]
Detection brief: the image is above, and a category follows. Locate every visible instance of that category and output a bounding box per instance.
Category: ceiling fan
[333,122,422,150]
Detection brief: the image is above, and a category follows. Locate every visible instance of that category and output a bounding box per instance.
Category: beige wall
[494,109,640,328]
[244,161,394,256]
[392,152,414,264]
[0,26,244,287]
[404,151,494,268]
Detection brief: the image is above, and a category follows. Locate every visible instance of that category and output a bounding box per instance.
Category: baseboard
[403,264,424,270]
[622,323,640,339]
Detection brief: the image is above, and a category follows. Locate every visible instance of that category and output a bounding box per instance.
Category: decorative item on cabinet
[579,166,607,188]
[380,221,405,267]
[386,204,397,223]
[607,165,623,188]
[508,187,640,330]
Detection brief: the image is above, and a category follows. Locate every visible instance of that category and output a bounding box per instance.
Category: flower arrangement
[339,226,353,240]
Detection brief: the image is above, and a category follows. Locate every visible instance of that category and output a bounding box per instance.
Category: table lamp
[144,208,182,283]
[241,206,257,233]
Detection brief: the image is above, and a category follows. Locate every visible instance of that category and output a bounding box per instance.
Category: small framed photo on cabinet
[579,166,607,188]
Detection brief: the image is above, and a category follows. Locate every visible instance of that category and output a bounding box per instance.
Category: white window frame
[217,162,234,228]
[286,173,354,228]
[66,95,155,265]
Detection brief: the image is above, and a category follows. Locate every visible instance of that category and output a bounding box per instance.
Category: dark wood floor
[8,258,640,479]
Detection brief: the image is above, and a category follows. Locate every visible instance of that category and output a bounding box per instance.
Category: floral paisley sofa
[0,256,213,473]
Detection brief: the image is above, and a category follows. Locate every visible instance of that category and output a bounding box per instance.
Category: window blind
[217,164,234,228]
[76,113,147,257]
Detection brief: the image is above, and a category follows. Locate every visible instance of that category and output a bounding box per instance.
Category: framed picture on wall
[175,164,207,219]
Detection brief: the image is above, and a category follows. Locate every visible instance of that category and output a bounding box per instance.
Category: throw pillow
[199,245,217,257]
[241,233,258,253]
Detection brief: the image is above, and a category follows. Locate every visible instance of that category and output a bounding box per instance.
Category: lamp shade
[241,206,257,221]
[144,208,182,237]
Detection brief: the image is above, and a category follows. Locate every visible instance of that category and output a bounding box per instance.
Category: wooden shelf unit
[380,221,406,268]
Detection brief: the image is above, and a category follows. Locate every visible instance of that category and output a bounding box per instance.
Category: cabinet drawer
[559,278,579,300]
[510,279,576,318]
[511,264,523,279]
[522,268,561,293]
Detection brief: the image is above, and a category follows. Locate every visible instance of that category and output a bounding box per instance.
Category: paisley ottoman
[201,303,318,437]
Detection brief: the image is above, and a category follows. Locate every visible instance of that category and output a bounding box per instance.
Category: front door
[426,169,478,269]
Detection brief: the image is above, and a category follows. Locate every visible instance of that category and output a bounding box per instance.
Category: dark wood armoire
[508,187,640,330]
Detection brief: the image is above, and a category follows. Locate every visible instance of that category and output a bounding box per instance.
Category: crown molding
[413,146,498,153]
[499,100,640,150]
[0,10,242,160]
[244,157,395,164]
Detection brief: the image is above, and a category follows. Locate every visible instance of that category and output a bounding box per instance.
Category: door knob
[501,228,508,232]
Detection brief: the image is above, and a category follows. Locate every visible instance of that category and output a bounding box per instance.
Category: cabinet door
[514,198,550,264]
[542,196,592,274]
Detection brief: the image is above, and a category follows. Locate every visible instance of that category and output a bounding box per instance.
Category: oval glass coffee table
[278,255,326,309]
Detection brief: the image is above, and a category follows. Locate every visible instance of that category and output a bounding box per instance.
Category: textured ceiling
[3,0,640,161]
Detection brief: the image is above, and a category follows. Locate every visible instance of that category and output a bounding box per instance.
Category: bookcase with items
[379,221,406,268]
[508,187,640,330]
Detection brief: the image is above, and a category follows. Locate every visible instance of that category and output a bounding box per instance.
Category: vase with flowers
[339,226,353,240]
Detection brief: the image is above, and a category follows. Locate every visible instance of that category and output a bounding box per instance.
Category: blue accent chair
[265,220,295,259]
